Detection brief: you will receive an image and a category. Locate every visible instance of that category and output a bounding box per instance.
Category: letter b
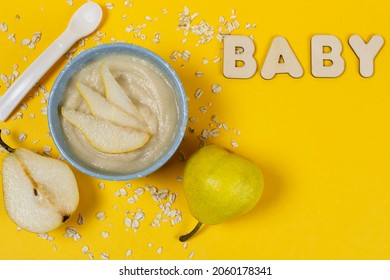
[223,35,257,79]
[311,35,345,78]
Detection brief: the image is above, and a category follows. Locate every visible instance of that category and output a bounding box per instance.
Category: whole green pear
[180,144,264,241]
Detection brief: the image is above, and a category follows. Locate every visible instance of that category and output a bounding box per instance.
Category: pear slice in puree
[100,63,146,123]
[61,107,150,154]
[76,81,149,133]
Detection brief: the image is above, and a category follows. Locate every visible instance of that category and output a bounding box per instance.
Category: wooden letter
[311,35,345,78]
[349,34,384,78]
[260,36,304,79]
[223,35,257,79]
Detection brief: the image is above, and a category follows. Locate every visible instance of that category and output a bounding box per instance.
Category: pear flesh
[62,63,152,154]
[100,63,145,123]
[76,82,149,133]
[62,107,150,154]
[2,145,79,233]
[181,145,264,241]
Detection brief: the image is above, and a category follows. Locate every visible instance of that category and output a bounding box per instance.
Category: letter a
[223,35,257,79]
[311,35,345,78]
[261,36,303,79]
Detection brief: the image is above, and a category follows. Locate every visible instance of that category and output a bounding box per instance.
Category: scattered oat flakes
[0,73,8,83]
[37,233,54,241]
[98,182,105,190]
[212,56,221,63]
[101,231,110,238]
[125,249,133,257]
[178,151,185,162]
[115,187,128,197]
[189,117,197,123]
[21,39,31,46]
[0,22,8,32]
[124,217,132,228]
[41,106,47,115]
[124,0,133,7]
[189,251,195,259]
[231,138,239,148]
[82,245,89,254]
[19,102,28,110]
[211,83,222,94]
[176,176,183,182]
[195,71,203,77]
[105,3,114,9]
[100,252,110,260]
[64,227,82,242]
[194,88,203,99]
[127,195,138,204]
[18,132,27,142]
[1,128,10,136]
[134,187,145,196]
[8,33,16,43]
[153,32,161,44]
[96,211,106,221]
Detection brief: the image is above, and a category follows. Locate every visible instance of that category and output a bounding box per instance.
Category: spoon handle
[0,30,78,121]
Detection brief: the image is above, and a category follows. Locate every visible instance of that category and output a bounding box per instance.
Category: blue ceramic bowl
[48,43,187,180]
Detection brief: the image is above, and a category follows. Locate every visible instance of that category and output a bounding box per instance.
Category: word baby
[223,35,384,79]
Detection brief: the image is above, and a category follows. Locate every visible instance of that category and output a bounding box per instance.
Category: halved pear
[1,135,79,233]
[76,82,148,133]
[61,107,150,154]
[100,63,144,122]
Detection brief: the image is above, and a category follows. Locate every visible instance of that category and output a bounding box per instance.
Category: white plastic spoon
[0,2,103,121]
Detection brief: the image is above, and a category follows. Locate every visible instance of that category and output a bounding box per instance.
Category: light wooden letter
[349,34,384,78]
[261,36,303,79]
[311,35,345,78]
[223,35,257,79]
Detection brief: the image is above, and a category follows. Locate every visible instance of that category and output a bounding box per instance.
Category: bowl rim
[48,42,188,181]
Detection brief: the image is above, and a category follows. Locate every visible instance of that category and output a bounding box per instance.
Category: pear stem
[0,130,15,153]
[179,222,203,242]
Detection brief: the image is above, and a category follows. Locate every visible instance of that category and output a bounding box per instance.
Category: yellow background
[1,0,390,260]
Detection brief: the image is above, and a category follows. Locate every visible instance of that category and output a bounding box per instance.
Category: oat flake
[18,133,27,142]
[0,22,8,32]
[125,249,133,257]
[211,83,222,94]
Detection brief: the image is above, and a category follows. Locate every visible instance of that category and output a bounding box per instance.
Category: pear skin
[180,145,264,241]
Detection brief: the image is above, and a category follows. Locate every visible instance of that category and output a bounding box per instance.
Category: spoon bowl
[67,2,103,38]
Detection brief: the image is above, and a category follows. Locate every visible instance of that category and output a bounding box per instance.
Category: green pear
[180,144,264,241]
[0,131,79,233]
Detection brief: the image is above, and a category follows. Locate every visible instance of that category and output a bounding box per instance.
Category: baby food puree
[60,54,178,174]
